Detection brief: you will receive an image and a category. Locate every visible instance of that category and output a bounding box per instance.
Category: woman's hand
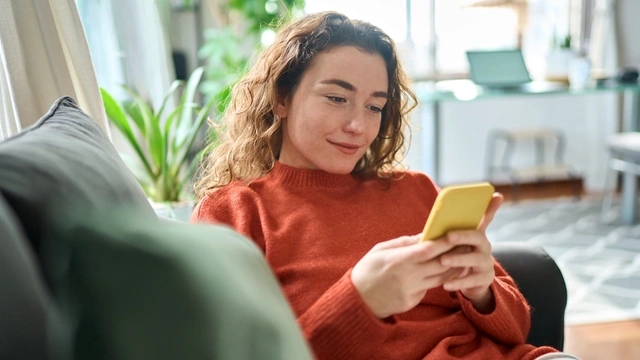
[351,235,464,319]
[439,193,504,313]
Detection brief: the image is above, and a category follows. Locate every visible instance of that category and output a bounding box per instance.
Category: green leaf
[100,87,155,179]
[175,67,205,148]
[121,96,146,136]
[214,85,232,116]
[170,91,217,180]
[156,80,182,119]
[175,146,207,201]
[122,86,165,175]
[159,104,186,198]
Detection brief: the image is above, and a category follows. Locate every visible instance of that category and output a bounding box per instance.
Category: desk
[415,80,640,224]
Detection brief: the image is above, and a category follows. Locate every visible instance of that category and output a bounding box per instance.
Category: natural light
[304,0,570,78]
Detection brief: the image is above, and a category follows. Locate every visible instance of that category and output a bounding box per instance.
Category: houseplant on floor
[100,66,216,220]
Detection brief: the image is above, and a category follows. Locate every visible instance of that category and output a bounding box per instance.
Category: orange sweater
[191,162,557,360]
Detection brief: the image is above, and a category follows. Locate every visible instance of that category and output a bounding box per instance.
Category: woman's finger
[440,251,487,269]
[387,239,456,267]
[372,235,419,251]
[444,231,492,254]
[478,193,504,232]
[443,272,493,292]
[422,267,465,290]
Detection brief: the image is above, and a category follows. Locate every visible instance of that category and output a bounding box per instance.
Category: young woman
[191,11,578,360]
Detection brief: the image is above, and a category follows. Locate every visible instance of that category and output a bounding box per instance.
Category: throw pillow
[0,194,50,360]
[0,96,154,283]
[57,206,313,360]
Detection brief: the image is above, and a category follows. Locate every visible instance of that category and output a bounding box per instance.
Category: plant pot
[545,49,575,84]
[150,200,194,222]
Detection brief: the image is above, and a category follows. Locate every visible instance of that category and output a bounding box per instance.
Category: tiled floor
[487,196,640,326]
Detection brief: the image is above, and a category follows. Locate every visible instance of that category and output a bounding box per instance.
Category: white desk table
[416,80,640,225]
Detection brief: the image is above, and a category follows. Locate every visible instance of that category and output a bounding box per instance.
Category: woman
[191,11,577,360]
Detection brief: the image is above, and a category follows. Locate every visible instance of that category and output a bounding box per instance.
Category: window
[304,0,571,80]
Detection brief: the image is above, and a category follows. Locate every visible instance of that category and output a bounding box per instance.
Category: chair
[493,243,567,351]
[485,128,581,201]
[600,132,640,223]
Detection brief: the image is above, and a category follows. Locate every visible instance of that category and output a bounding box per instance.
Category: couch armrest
[492,243,567,351]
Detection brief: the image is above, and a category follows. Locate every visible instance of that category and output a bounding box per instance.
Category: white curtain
[588,0,618,75]
[0,0,109,140]
[77,0,176,111]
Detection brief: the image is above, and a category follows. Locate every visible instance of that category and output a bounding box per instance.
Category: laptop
[466,49,564,91]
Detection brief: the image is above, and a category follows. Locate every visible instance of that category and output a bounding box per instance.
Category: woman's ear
[275,95,289,119]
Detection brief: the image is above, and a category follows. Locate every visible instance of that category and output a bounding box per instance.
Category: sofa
[0,97,567,360]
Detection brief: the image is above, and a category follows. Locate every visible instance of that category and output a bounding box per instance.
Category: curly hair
[194,11,418,199]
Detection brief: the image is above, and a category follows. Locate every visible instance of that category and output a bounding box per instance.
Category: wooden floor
[492,178,584,202]
[497,179,640,360]
[565,320,640,360]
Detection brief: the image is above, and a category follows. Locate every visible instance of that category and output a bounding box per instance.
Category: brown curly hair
[194,11,418,199]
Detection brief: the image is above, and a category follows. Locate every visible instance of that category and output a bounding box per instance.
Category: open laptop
[466,49,565,91]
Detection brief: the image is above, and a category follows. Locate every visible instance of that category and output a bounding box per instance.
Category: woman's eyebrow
[319,78,388,99]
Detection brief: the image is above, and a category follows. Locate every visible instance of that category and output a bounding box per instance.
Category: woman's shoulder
[387,170,438,190]
[200,180,263,207]
[362,169,439,197]
[192,181,263,219]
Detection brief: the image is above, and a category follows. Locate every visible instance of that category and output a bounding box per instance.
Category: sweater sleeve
[297,269,396,360]
[455,260,531,347]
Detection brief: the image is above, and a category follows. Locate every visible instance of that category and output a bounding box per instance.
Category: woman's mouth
[329,141,360,155]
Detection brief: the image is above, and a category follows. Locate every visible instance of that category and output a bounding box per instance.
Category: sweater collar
[268,162,359,189]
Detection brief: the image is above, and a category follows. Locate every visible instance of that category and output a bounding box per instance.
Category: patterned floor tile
[489,196,640,325]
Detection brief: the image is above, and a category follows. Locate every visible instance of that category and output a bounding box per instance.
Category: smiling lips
[329,140,360,155]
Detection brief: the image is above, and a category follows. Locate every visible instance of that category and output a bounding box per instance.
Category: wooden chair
[485,128,581,201]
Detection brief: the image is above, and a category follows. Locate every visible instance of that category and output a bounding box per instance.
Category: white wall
[406,0,640,193]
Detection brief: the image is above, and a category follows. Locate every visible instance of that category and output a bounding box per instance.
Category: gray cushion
[0,97,154,283]
[0,193,50,360]
[0,97,312,360]
[55,207,313,360]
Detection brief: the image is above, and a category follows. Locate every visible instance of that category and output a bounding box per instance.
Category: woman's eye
[369,105,383,113]
[327,96,346,103]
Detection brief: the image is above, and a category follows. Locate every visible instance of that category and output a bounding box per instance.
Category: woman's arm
[455,262,531,346]
[297,269,396,360]
[300,236,463,359]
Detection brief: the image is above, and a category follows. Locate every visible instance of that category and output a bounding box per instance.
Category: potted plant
[100,66,216,220]
[545,34,575,83]
[198,0,304,106]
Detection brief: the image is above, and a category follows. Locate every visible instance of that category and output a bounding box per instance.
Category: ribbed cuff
[299,269,396,359]
[457,278,530,346]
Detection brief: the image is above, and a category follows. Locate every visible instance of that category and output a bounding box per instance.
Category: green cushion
[0,193,50,360]
[0,97,154,259]
[54,207,313,360]
[0,97,311,359]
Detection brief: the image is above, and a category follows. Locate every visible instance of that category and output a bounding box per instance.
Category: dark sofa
[0,97,567,360]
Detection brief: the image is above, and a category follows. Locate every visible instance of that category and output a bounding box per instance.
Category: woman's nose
[343,109,366,134]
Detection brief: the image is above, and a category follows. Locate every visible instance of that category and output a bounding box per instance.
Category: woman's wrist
[464,287,495,314]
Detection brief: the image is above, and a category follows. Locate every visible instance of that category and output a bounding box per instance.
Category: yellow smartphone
[419,182,495,242]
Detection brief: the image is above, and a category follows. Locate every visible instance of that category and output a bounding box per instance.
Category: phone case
[420,182,495,241]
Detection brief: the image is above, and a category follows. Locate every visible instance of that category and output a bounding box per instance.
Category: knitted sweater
[191,162,557,360]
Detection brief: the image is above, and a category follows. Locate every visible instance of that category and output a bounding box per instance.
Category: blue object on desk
[467,49,531,88]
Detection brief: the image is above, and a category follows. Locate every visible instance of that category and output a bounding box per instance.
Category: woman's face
[276,45,388,174]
